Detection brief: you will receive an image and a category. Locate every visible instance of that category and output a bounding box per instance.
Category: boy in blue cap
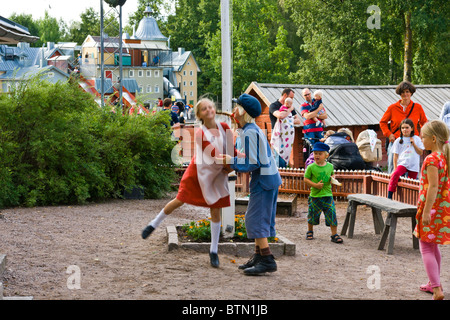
[216,93,282,275]
[304,141,343,243]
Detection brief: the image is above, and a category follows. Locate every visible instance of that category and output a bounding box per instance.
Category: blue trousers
[245,184,278,239]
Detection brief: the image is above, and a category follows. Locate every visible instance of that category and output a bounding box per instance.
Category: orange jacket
[380,100,428,139]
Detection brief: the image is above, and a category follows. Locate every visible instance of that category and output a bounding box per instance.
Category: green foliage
[0,76,177,208]
[181,215,278,243]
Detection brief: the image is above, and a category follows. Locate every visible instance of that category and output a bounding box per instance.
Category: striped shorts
[307,196,337,227]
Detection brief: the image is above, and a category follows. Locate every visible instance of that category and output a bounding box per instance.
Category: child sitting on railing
[387,118,424,200]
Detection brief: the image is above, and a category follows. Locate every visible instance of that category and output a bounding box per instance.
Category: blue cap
[236,93,261,118]
[312,142,330,152]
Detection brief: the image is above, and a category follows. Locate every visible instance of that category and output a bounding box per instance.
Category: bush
[0,76,177,208]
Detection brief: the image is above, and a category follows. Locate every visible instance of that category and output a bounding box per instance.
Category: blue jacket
[230,123,281,191]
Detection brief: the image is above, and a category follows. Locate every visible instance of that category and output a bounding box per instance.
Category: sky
[2,0,143,25]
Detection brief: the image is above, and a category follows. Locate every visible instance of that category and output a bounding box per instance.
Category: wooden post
[220,0,235,237]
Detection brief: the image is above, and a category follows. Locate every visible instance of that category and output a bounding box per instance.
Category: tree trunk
[403,11,412,82]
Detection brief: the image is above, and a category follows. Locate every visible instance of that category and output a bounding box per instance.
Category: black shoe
[238,253,262,270]
[141,225,155,239]
[243,255,277,275]
[209,252,220,268]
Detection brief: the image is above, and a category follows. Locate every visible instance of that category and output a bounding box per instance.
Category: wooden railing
[175,166,420,205]
[235,169,420,205]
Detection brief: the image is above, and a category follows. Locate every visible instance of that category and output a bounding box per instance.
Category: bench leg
[378,213,391,251]
[387,214,398,255]
[341,202,352,236]
[371,207,384,234]
[348,201,358,238]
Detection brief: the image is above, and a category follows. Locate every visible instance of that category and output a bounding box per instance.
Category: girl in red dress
[142,98,237,268]
[414,120,450,300]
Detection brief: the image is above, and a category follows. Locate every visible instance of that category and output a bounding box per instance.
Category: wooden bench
[341,194,419,254]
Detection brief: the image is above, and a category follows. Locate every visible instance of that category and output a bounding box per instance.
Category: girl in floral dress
[414,120,450,300]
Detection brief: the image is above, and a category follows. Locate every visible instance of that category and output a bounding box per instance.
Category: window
[146,85,152,93]
[138,70,143,77]
[190,91,194,97]
[189,81,193,86]
[155,85,160,93]
[146,70,151,77]
[190,71,193,76]
[183,81,186,86]
[154,70,160,77]
[47,72,55,78]
[139,85,143,93]
[129,70,134,77]
[183,70,186,76]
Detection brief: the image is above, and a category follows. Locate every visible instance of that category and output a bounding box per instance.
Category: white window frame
[146,70,151,77]
[138,70,143,77]
[129,70,134,77]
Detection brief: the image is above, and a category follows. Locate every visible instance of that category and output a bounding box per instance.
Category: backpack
[356,129,382,163]
[328,143,366,171]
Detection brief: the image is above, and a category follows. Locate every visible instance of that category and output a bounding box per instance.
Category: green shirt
[304,162,334,197]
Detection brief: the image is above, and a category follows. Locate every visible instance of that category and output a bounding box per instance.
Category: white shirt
[391,135,424,172]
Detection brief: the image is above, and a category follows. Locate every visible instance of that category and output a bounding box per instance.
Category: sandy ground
[0,192,448,301]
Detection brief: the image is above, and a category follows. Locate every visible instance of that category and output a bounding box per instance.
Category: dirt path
[1,193,447,300]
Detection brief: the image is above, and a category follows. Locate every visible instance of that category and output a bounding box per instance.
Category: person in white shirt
[388,118,424,199]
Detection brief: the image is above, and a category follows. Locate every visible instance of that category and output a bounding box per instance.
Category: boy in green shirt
[304,142,343,243]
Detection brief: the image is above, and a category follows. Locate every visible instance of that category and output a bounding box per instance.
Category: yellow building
[79,6,201,106]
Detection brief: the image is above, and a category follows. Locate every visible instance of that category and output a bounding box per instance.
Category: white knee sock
[210,221,221,254]
[148,209,168,228]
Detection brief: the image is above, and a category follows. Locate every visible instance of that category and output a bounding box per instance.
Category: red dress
[414,152,450,244]
[176,122,237,208]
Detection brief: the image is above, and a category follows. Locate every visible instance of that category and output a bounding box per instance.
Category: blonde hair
[313,90,323,99]
[285,97,293,106]
[235,105,255,124]
[421,120,450,176]
[194,98,216,124]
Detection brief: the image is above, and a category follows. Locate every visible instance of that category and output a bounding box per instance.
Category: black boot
[141,225,155,239]
[209,252,220,268]
[243,255,277,275]
[238,253,262,270]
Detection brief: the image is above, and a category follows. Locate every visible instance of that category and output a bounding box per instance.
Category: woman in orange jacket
[380,81,428,173]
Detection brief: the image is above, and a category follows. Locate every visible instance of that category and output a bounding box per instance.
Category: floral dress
[270,106,295,163]
[414,152,450,244]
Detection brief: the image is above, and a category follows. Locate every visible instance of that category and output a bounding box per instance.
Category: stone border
[0,254,33,300]
[167,226,295,258]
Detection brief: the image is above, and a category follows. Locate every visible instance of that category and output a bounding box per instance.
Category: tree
[200,0,298,98]
[284,0,449,85]
[36,11,64,45]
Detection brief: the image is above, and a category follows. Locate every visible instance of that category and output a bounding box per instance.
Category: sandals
[420,282,444,294]
[306,232,344,244]
[331,234,343,244]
